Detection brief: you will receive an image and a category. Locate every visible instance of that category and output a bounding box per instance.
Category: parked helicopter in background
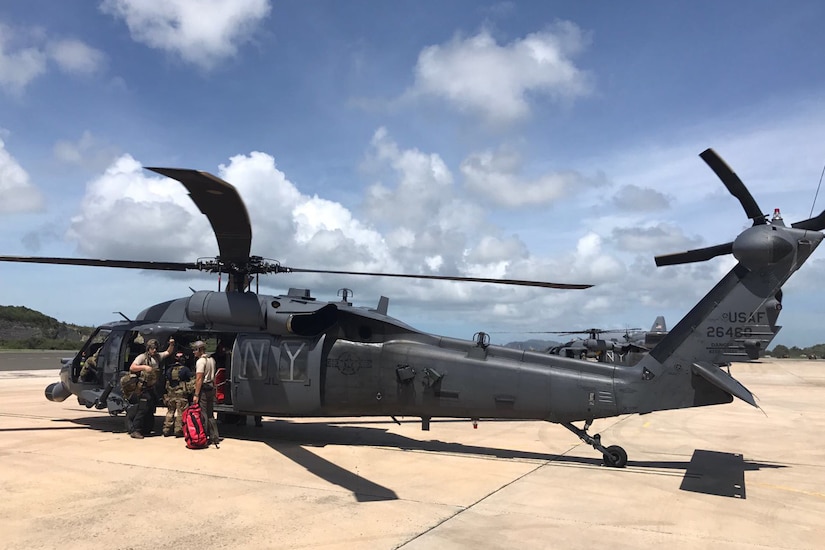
[618,289,783,365]
[623,316,669,351]
[1,148,822,468]
[546,328,646,361]
[531,284,780,367]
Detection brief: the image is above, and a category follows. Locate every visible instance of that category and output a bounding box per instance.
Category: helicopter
[1,147,823,468]
[545,328,646,361]
[615,292,782,365]
[623,316,669,351]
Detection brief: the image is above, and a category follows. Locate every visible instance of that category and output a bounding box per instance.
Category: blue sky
[1,1,824,347]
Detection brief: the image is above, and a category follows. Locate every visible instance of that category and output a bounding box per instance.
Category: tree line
[0,305,93,350]
[768,344,825,359]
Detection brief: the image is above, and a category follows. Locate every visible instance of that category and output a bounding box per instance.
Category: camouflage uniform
[162,362,193,437]
[128,365,160,436]
[79,347,101,383]
[127,348,165,437]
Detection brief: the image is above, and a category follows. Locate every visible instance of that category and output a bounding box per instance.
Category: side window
[235,337,273,381]
[126,333,146,369]
[103,331,124,374]
[278,340,308,382]
[74,328,113,381]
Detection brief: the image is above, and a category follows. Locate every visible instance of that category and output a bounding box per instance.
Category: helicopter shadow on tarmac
[65,412,398,502]
[64,414,784,500]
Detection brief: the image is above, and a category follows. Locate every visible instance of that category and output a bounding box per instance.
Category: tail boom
[623,225,822,414]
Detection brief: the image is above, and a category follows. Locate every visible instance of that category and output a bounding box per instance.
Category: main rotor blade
[146,167,252,264]
[543,328,640,335]
[654,242,734,267]
[791,209,825,231]
[0,255,197,271]
[699,148,765,225]
[282,267,592,289]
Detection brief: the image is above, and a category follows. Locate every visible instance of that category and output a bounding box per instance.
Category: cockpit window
[75,328,113,383]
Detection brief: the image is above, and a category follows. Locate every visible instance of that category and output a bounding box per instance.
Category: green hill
[0,305,95,350]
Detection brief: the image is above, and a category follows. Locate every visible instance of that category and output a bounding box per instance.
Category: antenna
[113,311,130,321]
[338,288,353,303]
[810,160,825,219]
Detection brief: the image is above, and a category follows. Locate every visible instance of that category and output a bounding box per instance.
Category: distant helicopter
[616,294,782,365]
[622,316,669,351]
[1,148,823,468]
[545,328,646,361]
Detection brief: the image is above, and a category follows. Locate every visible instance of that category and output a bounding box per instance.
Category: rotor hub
[732,225,795,270]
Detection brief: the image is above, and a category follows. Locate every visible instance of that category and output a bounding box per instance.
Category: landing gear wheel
[561,421,628,467]
[602,445,627,468]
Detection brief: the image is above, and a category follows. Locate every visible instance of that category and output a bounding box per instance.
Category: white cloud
[67,151,393,275]
[0,23,47,96]
[571,232,625,282]
[611,223,703,254]
[362,127,456,229]
[0,23,104,95]
[48,39,106,75]
[460,146,607,207]
[100,0,271,70]
[53,131,120,171]
[405,23,593,125]
[611,184,671,212]
[0,138,44,213]
[465,235,529,264]
[67,154,216,260]
[360,128,524,276]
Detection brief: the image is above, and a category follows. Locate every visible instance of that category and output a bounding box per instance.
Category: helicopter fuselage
[46,286,737,429]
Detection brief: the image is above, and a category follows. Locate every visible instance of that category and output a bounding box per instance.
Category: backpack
[165,364,192,395]
[120,373,140,400]
[182,404,210,449]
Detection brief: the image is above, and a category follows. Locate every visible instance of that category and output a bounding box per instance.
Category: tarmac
[1,355,824,550]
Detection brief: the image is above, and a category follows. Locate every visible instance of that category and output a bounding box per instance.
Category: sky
[1,1,824,348]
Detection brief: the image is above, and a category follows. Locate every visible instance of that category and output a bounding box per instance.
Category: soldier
[127,337,175,439]
[79,346,101,383]
[162,351,193,437]
[192,340,220,445]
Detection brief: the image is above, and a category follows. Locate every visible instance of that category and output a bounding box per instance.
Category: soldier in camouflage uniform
[162,352,193,437]
[79,344,102,383]
[127,337,175,439]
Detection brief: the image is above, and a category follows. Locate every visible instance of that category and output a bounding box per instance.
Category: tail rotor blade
[654,242,734,267]
[791,209,825,231]
[700,149,765,225]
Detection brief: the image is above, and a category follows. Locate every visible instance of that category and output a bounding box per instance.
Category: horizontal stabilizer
[692,362,757,407]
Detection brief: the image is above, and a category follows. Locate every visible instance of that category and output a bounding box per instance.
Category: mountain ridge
[0,305,95,350]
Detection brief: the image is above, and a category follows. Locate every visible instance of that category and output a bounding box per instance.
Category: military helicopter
[618,293,781,364]
[2,148,823,468]
[545,328,645,361]
[623,316,668,351]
